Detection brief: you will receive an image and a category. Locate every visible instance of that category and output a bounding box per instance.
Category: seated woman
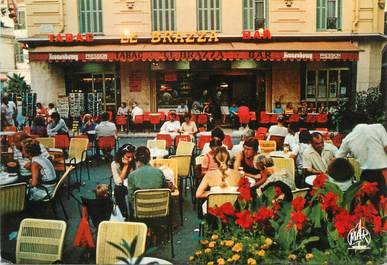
[273,102,284,114]
[117,102,129,116]
[201,138,223,176]
[179,112,198,137]
[326,158,355,192]
[31,116,47,137]
[47,112,69,135]
[36,102,48,118]
[284,102,294,115]
[80,114,96,134]
[23,141,57,201]
[111,144,136,218]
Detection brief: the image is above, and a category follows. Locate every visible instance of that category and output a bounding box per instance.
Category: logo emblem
[347,220,371,250]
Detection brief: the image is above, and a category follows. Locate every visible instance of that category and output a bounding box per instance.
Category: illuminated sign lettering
[49,33,94,43]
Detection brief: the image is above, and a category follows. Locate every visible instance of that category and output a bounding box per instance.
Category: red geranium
[380,195,387,213]
[312,173,327,189]
[235,210,254,229]
[237,177,252,202]
[356,182,379,198]
[208,207,226,222]
[253,207,274,223]
[220,202,236,216]
[333,209,358,237]
[321,191,338,212]
[291,196,305,212]
[287,211,308,231]
[354,202,378,223]
[275,186,283,197]
[208,202,236,222]
[373,216,382,234]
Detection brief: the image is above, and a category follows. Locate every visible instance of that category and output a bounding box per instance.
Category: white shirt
[284,133,299,151]
[267,125,288,138]
[95,121,117,138]
[117,106,129,116]
[292,143,309,175]
[1,101,16,126]
[131,106,144,120]
[47,107,57,116]
[336,124,387,170]
[160,120,181,133]
[303,143,338,173]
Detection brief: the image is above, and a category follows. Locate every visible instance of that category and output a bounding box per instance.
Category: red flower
[312,173,327,189]
[333,209,358,237]
[287,211,308,231]
[272,201,281,213]
[373,216,382,234]
[357,182,379,198]
[253,207,274,223]
[220,202,236,216]
[383,220,387,232]
[291,196,305,212]
[208,207,226,222]
[354,202,378,223]
[380,195,387,213]
[208,202,236,222]
[275,186,282,196]
[321,192,338,212]
[235,210,254,229]
[237,177,252,201]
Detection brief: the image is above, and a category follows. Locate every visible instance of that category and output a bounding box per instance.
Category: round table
[0,172,19,186]
[150,148,169,158]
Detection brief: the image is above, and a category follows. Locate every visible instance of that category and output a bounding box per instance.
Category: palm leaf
[107,240,129,257]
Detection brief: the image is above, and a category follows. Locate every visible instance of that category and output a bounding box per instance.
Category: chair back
[259,112,271,124]
[175,134,191,148]
[270,114,279,124]
[207,192,239,209]
[156,133,173,148]
[96,221,147,264]
[147,139,166,150]
[169,155,191,177]
[143,112,151,122]
[22,126,31,135]
[197,135,211,150]
[223,135,233,150]
[197,114,208,125]
[288,114,300,123]
[0,182,26,216]
[191,114,198,122]
[316,113,328,123]
[272,158,295,187]
[348,157,361,181]
[257,127,268,134]
[69,138,89,162]
[16,218,67,264]
[259,140,277,153]
[268,135,285,150]
[98,136,115,150]
[48,166,74,201]
[54,134,70,149]
[149,114,161,124]
[150,159,178,189]
[81,197,113,228]
[116,115,127,126]
[36,137,55,149]
[176,141,195,155]
[133,189,171,218]
[133,115,144,124]
[305,114,316,124]
[291,188,310,198]
[332,133,344,148]
[239,113,250,124]
[249,111,256,121]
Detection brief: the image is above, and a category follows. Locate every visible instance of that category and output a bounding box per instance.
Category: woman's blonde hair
[95,184,109,199]
[214,147,230,188]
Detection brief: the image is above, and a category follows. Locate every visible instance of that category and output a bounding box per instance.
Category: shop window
[197,0,221,31]
[79,0,103,34]
[243,0,267,30]
[151,0,176,31]
[157,72,193,109]
[316,0,341,31]
[15,10,26,30]
[15,43,24,63]
[306,68,350,103]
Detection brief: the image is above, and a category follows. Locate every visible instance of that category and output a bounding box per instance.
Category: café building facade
[22,0,386,114]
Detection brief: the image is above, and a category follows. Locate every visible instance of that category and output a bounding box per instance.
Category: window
[243,0,267,30]
[79,0,103,34]
[15,10,26,30]
[197,0,221,31]
[15,43,24,63]
[151,0,176,31]
[317,0,341,30]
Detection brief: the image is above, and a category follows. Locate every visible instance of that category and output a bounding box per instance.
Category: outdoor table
[269,151,290,158]
[149,148,168,158]
[116,257,172,265]
[0,172,19,186]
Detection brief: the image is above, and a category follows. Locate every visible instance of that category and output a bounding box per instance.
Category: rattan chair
[348,157,362,181]
[96,221,147,264]
[150,158,183,225]
[16,218,67,264]
[147,139,167,150]
[272,157,296,189]
[65,138,90,182]
[291,188,310,198]
[0,182,27,216]
[169,154,195,206]
[259,140,276,153]
[176,141,195,156]
[133,189,174,258]
[36,137,55,149]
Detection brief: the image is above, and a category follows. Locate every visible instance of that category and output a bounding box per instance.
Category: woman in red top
[36,103,48,118]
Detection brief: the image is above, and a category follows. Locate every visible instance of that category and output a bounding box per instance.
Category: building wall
[0,28,16,76]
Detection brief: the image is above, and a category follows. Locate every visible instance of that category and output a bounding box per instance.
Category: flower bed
[189,174,387,264]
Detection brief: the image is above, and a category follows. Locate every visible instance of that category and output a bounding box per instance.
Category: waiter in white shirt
[267,116,288,139]
[160,110,181,133]
[336,123,387,194]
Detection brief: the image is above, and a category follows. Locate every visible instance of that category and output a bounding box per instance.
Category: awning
[29,41,360,62]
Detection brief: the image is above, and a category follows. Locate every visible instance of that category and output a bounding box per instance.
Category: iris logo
[347,220,371,250]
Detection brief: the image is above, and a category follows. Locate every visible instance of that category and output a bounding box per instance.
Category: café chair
[176,140,195,156]
[272,158,296,188]
[259,140,276,153]
[0,182,27,216]
[79,196,114,229]
[149,114,162,131]
[175,134,191,148]
[96,221,147,264]
[197,114,208,126]
[133,189,174,258]
[16,218,67,264]
[147,139,167,150]
[65,138,90,182]
[54,134,70,150]
[156,134,173,150]
[36,137,55,149]
[169,154,195,207]
[133,115,144,132]
[288,114,300,123]
[259,111,271,125]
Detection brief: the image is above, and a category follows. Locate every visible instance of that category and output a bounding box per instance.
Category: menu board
[128,72,144,92]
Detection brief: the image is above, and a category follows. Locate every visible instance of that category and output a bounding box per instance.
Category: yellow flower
[288,254,297,261]
[211,234,219,240]
[208,241,216,248]
[305,253,313,261]
[220,240,225,246]
[264,238,273,246]
[232,243,243,252]
[247,258,257,265]
[207,262,214,265]
[231,254,240,262]
[256,250,266,257]
[227,258,234,262]
[261,244,269,250]
[366,262,373,265]
[217,258,225,265]
[188,256,195,261]
[225,240,234,247]
[200,239,209,245]
[204,248,212,254]
[195,250,202,256]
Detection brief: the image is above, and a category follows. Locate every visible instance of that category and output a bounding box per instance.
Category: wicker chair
[259,140,277,153]
[96,221,147,264]
[16,218,67,264]
[36,137,55,149]
[169,154,195,206]
[133,189,174,257]
[176,141,195,156]
[147,139,167,150]
[65,138,90,182]
[272,158,296,189]
[0,182,27,216]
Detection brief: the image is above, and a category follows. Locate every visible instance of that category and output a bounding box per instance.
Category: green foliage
[3,73,31,98]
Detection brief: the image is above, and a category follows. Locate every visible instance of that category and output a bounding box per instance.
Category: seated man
[160,110,181,133]
[95,112,117,159]
[303,132,337,176]
[284,123,299,152]
[127,146,166,215]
